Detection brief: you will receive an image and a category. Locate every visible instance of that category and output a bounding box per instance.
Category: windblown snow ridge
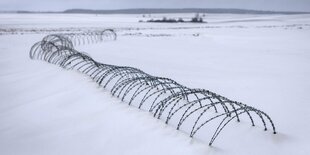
[29,29,276,146]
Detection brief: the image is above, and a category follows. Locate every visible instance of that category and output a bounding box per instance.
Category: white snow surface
[0,13,310,155]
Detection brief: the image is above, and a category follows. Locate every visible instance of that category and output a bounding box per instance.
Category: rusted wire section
[29,29,276,146]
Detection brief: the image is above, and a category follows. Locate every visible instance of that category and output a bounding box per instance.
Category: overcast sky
[0,0,309,12]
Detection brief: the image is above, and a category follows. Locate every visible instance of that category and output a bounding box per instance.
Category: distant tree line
[143,13,206,23]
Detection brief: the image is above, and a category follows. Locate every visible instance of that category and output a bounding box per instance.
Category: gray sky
[0,0,309,12]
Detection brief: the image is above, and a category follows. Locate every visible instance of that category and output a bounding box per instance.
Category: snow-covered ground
[0,13,310,155]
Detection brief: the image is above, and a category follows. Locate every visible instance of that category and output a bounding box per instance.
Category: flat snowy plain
[0,13,310,155]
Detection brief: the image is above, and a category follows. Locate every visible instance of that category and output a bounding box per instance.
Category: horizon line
[0,8,309,14]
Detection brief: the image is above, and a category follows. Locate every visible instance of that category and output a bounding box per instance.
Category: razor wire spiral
[29,29,276,146]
